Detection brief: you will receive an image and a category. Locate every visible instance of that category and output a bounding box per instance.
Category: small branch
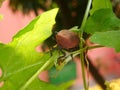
[65,45,104,58]
[88,45,104,50]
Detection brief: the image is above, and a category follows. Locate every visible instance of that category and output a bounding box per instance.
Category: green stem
[20,57,54,90]
[88,45,104,50]
[80,0,92,30]
[80,50,87,90]
[71,45,104,55]
[79,0,92,90]
[65,45,104,64]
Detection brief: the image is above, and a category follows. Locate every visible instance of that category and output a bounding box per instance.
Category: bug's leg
[57,56,64,65]
[57,51,67,65]
[56,45,67,65]
[49,48,53,56]
[60,49,66,57]
[57,45,65,56]
[70,54,74,60]
[49,44,58,56]
[41,43,53,56]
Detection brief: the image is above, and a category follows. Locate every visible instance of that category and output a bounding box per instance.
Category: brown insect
[55,29,80,65]
[55,29,80,50]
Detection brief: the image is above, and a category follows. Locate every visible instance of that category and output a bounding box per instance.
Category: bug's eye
[55,30,80,49]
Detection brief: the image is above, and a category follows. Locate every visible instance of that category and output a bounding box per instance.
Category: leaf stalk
[79,0,92,90]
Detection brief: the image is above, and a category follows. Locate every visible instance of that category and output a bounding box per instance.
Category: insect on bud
[56,30,80,49]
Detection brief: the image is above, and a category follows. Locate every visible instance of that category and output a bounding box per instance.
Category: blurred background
[0,0,120,90]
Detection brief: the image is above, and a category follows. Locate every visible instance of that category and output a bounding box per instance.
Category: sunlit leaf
[11,8,59,49]
[0,8,60,90]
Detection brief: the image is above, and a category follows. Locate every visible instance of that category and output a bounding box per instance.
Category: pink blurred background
[0,0,120,88]
[0,0,35,43]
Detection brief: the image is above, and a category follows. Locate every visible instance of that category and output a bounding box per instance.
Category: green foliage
[0,8,68,90]
[70,26,80,33]
[27,78,74,90]
[90,30,120,52]
[90,0,112,15]
[1,0,120,90]
[84,0,120,53]
[12,8,58,46]
[49,62,76,85]
[0,44,58,90]
[84,9,120,34]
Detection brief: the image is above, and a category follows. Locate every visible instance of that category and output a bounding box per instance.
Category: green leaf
[0,44,59,90]
[0,8,60,90]
[11,8,59,48]
[58,80,75,90]
[27,79,61,90]
[70,26,79,33]
[90,0,112,15]
[90,30,120,52]
[84,9,120,34]
[28,78,74,90]
[49,62,76,85]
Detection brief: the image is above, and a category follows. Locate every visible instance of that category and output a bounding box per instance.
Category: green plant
[0,0,120,90]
